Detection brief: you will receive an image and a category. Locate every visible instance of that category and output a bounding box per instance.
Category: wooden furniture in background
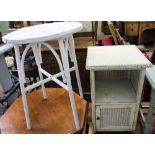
[86,45,152,132]
[150,43,155,64]
[101,21,119,34]
[0,88,88,134]
[9,21,31,28]
[108,21,127,45]
[123,22,139,39]
[92,21,98,44]
[115,29,128,45]
[138,22,155,44]
[108,21,119,45]
[123,22,155,44]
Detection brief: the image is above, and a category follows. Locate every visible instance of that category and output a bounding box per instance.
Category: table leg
[14,45,31,129]
[143,89,155,133]
[68,35,83,99]
[38,43,43,64]
[59,39,80,131]
[31,44,47,99]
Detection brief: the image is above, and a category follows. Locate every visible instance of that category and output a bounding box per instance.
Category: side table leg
[143,89,155,134]
[14,45,31,129]
[59,39,80,131]
[31,44,47,99]
[68,35,83,99]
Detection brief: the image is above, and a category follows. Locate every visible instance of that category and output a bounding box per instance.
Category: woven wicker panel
[96,70,128,80]
[130,70,140,93]
[100,107,131,128]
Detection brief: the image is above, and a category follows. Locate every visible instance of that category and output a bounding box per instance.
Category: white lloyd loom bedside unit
[86,45,152,132]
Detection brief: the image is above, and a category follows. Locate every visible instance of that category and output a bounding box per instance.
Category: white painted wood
[25,67,76,92]
[4,22,83,131]
[86,45,152,70]
[39,68,53,77]
[32,44,47,99]
[95,105,100,131]
[38,68,68,90]
[140,109,146,123]
[90,71,96,129]
[38,43,42,64]
[59,39,80,130]
[132,70,145,129]
[132,104,141,129]
[68,35,83,99]
[68,38,74,62]
[2,22,83,44]
[0,43,13,55]
[25,75,68,93]
[136,69,145,102]
[14,45,31,129]
[21,44,31,83]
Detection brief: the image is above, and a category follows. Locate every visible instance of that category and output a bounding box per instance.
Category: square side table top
[86,45,152,70]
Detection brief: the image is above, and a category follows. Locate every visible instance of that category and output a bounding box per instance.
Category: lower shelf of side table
[94,78,139,131]
[95,79,137,103]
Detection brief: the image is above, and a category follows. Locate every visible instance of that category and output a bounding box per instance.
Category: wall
[80,21,104,40]
[0,21,9,33]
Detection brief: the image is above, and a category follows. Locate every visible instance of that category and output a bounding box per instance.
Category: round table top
[2,22,83,44]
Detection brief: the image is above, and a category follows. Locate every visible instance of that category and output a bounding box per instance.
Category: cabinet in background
[123,21,155,44]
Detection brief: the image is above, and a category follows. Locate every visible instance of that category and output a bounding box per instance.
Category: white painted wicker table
[2,22,83,131]
[86,45,152,132]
